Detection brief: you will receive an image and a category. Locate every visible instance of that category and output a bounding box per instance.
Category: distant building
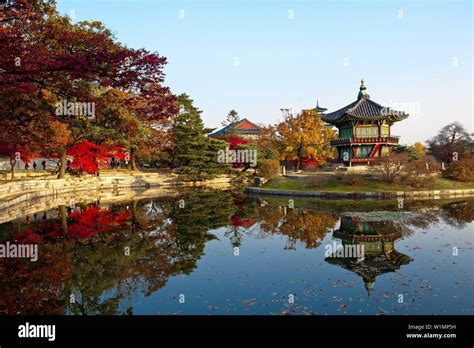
[322,80,409,166]
[312,99,328,114]
[309,100,334,129]
[208,118,262,140]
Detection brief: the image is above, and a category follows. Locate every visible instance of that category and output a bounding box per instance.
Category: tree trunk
[59,205,68,236]
[130,148,137,171]
[131,199,138,233]
[58,148,67,179]
[296,161,300,172]
[9,159,15,180]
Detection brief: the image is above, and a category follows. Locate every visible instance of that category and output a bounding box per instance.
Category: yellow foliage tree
[277,109,336,171]
[258,206,336,249]
[410,142,427,158]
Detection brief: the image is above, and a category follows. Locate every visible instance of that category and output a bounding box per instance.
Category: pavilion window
[356,126,378,138]
[356,145,373,158]
[339,127,353,139]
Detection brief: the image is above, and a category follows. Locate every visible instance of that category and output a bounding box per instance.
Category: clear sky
[57,0,473,145]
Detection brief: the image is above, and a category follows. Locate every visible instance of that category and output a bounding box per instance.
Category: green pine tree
[221,109,240,128]
[174,94,230,180]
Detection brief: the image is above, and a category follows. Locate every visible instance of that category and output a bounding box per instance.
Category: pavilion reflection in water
[325,215,412,296]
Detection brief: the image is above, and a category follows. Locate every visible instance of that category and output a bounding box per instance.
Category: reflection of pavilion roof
[326,250,412,296]
[326,215,412,296]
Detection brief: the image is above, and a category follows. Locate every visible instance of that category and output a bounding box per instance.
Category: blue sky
[57,0,472,144]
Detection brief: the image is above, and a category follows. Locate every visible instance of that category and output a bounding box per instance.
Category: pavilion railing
[330,136,400,146]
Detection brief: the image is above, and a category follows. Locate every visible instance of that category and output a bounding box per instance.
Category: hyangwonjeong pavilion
[322,80,409,166]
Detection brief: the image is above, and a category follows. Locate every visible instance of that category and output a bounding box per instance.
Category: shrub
[403,159,436,188]
[424,155,441,172]
[444,156,474,182]
[258,159,280,178]
[372,153,410,183]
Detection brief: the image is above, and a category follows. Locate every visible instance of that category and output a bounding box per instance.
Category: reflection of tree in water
[224,193,259,247]
[258,205,336,250]
[1,194,473,314]
[166,190,235,272]
[0,244,71,314]
[391,199,474,233]
[441,200,474,228]
[0,190,238,314]
[68,190,238,313]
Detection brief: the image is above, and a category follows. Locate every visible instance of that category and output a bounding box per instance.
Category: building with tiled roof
[309,100,334,129]
[208,118,262,140]
[312,100,328,113]
[322,80,409,166]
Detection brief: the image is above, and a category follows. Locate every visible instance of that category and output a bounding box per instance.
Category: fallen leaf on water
[241,298,257,306]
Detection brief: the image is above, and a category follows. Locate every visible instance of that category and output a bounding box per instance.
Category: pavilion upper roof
[322,80,409,125]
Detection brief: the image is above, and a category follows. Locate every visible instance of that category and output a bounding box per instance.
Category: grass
[261,175,474,192]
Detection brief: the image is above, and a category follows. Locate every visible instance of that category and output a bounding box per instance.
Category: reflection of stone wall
[0,187,186,224]
[0,173,231,223]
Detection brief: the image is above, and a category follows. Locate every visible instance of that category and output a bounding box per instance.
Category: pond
[0,190,472,315]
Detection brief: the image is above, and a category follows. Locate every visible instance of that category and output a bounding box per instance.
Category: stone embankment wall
[246,187,474,200]
[0,172,231,209]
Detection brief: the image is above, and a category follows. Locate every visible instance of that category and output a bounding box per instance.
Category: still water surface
[0,190,472,315]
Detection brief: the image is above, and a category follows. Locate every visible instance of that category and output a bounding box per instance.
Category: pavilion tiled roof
[322,80,409,125]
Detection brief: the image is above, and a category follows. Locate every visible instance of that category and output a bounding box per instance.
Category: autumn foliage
[66,141,124,174]
[444,155,474,182]
[67,207,132,239]
[0,0,177,177]
[276,110,336,171]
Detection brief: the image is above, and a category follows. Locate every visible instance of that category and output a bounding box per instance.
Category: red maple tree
[66,141,113,174]
[227,137,248,150]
